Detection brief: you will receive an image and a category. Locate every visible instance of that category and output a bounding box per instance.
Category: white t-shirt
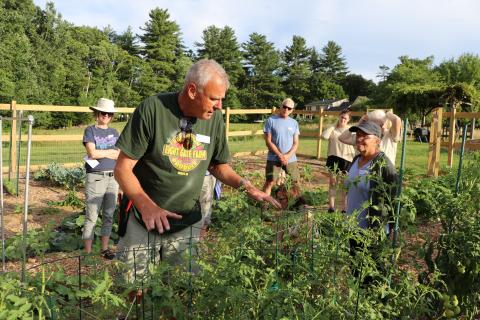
[381,130,398,165]
[321,126,355,161]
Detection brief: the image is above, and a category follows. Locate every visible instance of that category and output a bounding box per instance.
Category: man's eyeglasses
[176,117,195,150]
[100,112,114,117]
[282,105,293,111]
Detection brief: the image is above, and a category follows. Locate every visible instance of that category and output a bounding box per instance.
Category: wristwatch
[238,178,251,192]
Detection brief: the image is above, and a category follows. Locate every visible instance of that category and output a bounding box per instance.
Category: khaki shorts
[115,213,202,284]
[265,160,300,182]
[200,174,216,226]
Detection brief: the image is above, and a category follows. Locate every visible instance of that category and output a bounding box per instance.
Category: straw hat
[90,98,115,113]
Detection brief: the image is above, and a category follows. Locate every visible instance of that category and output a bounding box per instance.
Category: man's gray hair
[184,59,230,91]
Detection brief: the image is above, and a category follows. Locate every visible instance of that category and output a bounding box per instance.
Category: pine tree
[239,32,283,108]
[281,35,312,106]
[195,25,244,108]
[319,41,348,84]
[139,8,184,92]
[114,26,140,56]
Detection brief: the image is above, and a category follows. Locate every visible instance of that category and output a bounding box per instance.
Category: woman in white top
[338,109,402,165]
[321,109,356,212]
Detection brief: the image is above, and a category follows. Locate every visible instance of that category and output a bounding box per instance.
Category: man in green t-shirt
[114,59,280,283]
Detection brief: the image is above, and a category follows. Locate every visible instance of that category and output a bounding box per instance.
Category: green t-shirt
[116,92,230,233]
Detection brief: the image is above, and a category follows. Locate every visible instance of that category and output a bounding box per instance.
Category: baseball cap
[349,120,382,138]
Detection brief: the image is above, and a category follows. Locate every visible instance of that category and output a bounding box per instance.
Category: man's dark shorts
[265,160,300,182]
[326,155,351,174]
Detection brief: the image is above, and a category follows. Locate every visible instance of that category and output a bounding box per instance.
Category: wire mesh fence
[1,203,421,320]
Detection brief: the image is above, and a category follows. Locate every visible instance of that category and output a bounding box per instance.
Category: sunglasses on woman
[100,112,114,117]
[282,105,293,111]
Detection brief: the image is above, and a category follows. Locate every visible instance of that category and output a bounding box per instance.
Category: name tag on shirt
[196,134,210,144]
[107,134,114,138]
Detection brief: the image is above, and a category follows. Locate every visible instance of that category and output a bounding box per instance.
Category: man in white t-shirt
[339,109,402,165]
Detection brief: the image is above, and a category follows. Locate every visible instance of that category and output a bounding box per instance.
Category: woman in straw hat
[82,98,120,259]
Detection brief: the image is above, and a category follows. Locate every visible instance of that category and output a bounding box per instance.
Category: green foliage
[341,73,376,101]
[409,152,480,317]
[318,40,349,84]
[34,162,85,190]
[3,179,17,196]
[239,32,284,108]
[281,36,312,105]
[301,163,314,182]
[48,190,84,208]
[0,263,127,319]
[403,176,453,220]
[196,25,244,110]
[0,277,34,319]
[34,163,84,207]
[139,8,185,92]
[372,55,480,117]
[0,224,53,261]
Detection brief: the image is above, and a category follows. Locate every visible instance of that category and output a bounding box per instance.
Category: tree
[239,32,283,108]
[436,54,480,89]
[195,25,244,108]
[376,65,390,82]
[0,0,39,103]
[281,35,312,106]
[373,56,445,122]
[113,26,140,56]
[139,8,184,92]
[341,74,376,101]
[319,41,348,84]
[306,47,348,102]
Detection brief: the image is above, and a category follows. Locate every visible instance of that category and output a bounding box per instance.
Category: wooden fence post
[447,106,457,167]
[225,107,230,142]
[316,108,324,159]
[9,100,17,179]
[427,107,443,176]
[471,118,476,139]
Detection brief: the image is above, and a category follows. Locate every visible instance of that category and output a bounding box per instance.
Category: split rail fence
[1,101,479,177]
[0,101,364,176]
[427,107,480,176]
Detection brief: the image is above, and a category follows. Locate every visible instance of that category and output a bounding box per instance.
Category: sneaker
[327,208,335,213]
[101,248,115,260]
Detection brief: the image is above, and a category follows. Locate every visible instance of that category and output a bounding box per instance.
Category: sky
[33,0,480,82]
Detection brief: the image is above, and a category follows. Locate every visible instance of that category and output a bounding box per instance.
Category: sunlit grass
[3,119,466,177]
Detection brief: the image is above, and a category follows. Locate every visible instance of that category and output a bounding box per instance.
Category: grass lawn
[6,137,461,177]
[3,120,465,176]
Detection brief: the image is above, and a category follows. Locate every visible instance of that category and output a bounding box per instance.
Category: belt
[89,171,114,177]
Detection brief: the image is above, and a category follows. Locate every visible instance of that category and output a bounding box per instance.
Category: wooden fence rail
[1,101,368,175]
[5,101,478,177]
[427,107,479,176]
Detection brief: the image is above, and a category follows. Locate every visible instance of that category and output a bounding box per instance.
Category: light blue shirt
[264,115,300,163]
[346,158,390,234]
[345,158,372,229]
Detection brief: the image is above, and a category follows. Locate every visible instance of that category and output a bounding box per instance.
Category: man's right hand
[140,204,182,234]
[279,154,288,166]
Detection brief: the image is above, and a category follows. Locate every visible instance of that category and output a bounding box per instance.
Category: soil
[2,179,83,238]
[0,155,439,279]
